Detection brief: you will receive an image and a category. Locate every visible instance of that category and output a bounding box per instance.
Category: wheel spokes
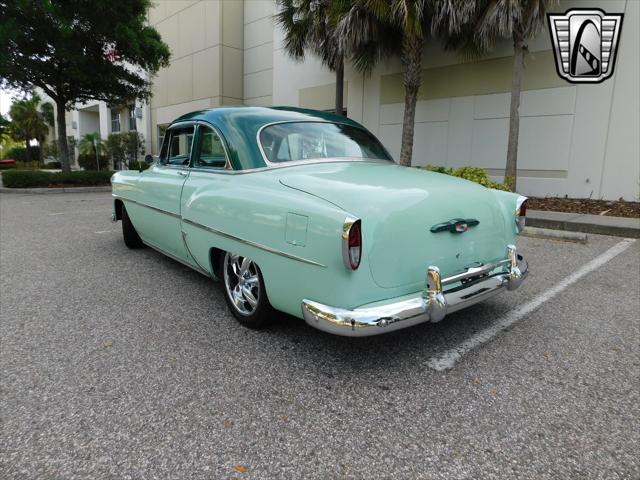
[224,252,261,316]
[242,285,258,308]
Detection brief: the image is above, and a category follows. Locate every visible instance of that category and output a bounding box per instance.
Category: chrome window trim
[191,120,233,171]
[160,122,196,167]
[187,158,389,176]
[114,194,326,268]
[256,120,394,167]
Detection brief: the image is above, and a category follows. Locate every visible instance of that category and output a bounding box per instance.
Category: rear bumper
[302,245,528,337]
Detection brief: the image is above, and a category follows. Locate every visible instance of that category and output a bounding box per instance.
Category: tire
[221,251,273,329]
[121,205,144,249]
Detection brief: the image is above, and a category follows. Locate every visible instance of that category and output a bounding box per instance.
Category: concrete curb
[521,226,588,244]
[0,186,111,194]
[527,210,640,239]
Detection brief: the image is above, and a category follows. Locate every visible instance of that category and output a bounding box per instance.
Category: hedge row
[421,165,510,191]
[1,170,113,188]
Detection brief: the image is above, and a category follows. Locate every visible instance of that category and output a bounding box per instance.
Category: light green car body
[112,107,525,330]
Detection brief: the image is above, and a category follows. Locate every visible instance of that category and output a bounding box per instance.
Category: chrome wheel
[223,252,261,316]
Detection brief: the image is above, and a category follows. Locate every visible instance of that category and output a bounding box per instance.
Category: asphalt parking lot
[1,191,638,480]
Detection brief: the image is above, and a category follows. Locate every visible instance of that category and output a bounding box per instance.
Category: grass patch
[2,170,113,188]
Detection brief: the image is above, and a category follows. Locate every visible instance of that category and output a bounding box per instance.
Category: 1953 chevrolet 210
[111,106,528,336]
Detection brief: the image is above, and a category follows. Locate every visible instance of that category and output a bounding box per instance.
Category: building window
[111,109,120,132]
[158,124,168,153]
[128,105,136,131]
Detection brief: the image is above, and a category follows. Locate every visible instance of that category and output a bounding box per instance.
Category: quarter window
[163,126,194,166]
[194,126,227,169]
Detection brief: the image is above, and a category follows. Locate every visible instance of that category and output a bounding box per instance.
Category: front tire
[222,251,272,329]
[121,205,144,249]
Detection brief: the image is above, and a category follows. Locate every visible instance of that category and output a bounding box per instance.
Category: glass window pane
[195,126,227,168]
[166,126,194,166]
[259,122,391,164]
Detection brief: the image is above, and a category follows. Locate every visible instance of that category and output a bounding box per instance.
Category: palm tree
[78,132,105,170]
[337,0,431,166]
[40,102,55,135]
[276,0,346,116]
[437,0,555,191]
[8,94,49,161]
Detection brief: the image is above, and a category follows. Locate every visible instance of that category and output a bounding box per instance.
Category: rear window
[259,122,391,164]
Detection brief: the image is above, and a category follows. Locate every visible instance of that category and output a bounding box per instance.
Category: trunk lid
[279,161,509,288]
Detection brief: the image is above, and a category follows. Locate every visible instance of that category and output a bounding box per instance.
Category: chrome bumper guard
[302,245,528,337]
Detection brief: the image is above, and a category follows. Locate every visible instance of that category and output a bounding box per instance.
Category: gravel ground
[1,192,639,480]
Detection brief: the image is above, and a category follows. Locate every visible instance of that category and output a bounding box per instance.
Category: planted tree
[78,132,105,169]
[276,0,346,116]
[7,94,48,161]
[336,0,431,166]
[435,0,555,191]
[0,0,170,173]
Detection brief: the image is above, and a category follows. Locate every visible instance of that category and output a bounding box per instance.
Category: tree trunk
[505,36,526,192]
[55,100,71,173]
[25,139,32,162]
[399,35,423,166]
[335,57,345,116]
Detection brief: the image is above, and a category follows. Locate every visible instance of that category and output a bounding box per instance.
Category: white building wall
[243,0,275,106]
[271,0,639,200]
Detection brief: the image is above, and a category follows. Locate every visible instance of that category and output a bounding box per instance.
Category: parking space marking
[426,239,636,371]
[47,212,65,216]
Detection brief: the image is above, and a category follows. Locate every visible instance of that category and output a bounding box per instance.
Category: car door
[135,123,195,260]
[179,122,231,273]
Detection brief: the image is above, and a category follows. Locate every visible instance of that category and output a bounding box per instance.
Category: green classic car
[111,106,528,336]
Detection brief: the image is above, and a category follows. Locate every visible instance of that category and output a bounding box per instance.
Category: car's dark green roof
[172,106,365,170]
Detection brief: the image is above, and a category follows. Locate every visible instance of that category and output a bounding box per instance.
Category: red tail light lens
[516,197,528,233]
[342,218,362,270]
[348,221,361,270]
[519,199,528,217]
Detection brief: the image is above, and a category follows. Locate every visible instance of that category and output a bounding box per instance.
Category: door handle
[177,170,188,177]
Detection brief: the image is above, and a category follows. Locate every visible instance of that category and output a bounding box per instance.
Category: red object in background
[0,159,16,165]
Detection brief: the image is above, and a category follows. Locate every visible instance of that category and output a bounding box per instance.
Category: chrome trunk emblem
[430,218,479,234]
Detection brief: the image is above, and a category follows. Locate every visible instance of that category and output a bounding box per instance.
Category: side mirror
[142,154,154,172]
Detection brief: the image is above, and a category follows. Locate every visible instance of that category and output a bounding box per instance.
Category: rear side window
[259,122,391,164]
[194,126,227,169]
[161,126,194,166]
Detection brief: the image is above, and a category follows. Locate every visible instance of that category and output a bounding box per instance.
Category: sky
[1,89,19,117]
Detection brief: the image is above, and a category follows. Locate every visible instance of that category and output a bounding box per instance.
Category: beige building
[66,0,640,200]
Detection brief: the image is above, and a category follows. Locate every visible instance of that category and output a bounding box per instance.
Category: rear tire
[122,205,144,249]
[221,251,273,329]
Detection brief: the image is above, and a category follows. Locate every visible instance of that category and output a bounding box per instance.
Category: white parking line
[48,212,65,216]
[425,239,636,371]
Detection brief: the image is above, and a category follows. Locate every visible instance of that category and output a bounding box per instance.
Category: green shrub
[77,153,110,171]
[5,146,41,162]
[421,165,510,191]
[14,160,42,170]
[128,160,150,171]
[5,146,27,162]
[1,170,113,188]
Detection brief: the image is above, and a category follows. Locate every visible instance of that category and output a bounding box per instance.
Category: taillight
[342,218,362,270]
[516,197,528,233]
